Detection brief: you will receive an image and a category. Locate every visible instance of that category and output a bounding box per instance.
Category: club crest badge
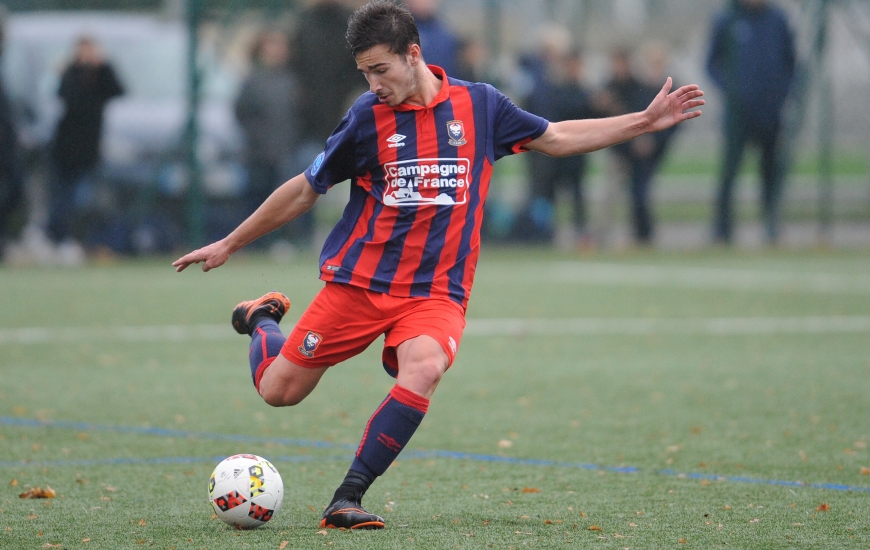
[446,120,467,146]
[298,331,323,358]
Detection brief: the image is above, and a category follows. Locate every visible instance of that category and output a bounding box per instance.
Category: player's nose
[368,79,381,94]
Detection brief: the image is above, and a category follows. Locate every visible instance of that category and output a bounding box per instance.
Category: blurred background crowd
[0,0,868,266]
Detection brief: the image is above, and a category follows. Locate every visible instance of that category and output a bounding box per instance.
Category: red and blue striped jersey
[304,66,549,308]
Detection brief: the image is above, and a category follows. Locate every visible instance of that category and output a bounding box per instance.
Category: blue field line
[4,417,869,493]
[0,416,357,451]
[405,449,638,474]
[657,469,870,493]
[0,454,351,469]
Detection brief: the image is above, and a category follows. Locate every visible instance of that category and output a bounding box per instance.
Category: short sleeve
[304,109,359,194]
[491,87,550,161]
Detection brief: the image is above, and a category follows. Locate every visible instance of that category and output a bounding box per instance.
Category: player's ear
[407,43,422,66]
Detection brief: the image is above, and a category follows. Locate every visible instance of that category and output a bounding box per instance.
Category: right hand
[172,239,232,273]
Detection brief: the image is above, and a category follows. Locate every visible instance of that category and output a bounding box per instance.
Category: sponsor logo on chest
[382,158,471,206]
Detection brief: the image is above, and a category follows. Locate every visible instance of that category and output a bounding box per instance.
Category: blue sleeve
[490,86,550,161]
[304,108,359,194]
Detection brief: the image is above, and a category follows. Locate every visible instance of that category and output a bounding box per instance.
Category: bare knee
[259,385,306,407]
[257,356,327,407]
[396,341,449,398]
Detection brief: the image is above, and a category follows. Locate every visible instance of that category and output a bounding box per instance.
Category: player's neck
[403,66,441,108]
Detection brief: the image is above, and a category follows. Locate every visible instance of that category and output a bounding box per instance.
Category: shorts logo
[446,120,467,146]
[298,331,323,358]
[448,336,457,356]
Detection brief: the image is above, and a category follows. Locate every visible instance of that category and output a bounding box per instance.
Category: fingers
[172,252,203,273]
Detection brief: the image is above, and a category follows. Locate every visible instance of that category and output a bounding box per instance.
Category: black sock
[329,469,375,506]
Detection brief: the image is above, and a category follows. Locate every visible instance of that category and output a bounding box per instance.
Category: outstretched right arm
[172,173,320,272]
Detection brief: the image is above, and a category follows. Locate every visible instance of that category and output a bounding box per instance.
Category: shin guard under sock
[349,384,429,482]
[248,318,285,390]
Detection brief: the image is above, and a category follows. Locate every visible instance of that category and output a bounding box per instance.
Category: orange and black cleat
[231,291,291,335]
[320,499,385,530]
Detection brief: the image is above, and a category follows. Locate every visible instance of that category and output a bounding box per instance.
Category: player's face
[355,44,422,107]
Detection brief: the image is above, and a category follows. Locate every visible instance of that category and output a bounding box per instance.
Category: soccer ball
[208,454,284,529]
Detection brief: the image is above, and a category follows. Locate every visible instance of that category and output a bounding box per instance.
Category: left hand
[644,77,705,134]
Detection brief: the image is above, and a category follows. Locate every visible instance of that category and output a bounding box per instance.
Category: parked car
[1,11,246,252]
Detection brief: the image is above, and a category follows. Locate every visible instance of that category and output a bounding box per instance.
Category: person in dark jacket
[706,0,796,244]
[602,47,679,245]
[48,36,124,248]
[406,0,459,76]
[0,6,25,255]
[291,0,360,247]
[520,43,597,246]
[235,29,304,248]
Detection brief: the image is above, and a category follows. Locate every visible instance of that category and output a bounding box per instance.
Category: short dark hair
[346,1,420,58]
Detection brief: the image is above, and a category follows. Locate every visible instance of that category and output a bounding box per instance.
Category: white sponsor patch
[382,158,470,206]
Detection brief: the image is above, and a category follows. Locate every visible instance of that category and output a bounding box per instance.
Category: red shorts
[280,282,466,377]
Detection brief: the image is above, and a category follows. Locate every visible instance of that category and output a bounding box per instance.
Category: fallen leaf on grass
[749,518,760,523]
[41,544,61,549]
[816,503,830,512]
[19,487,56,499]
[860,467,870,475]
[679,538,687,543]
[514,531,533,535]
[316,530,328,536]
[307,505,317,513]
[82,538,91,543]
[522,487,541,493]
[9,479,18,487]
[279,541,289,549]
[138,519,147,526]
[588,525,601,531]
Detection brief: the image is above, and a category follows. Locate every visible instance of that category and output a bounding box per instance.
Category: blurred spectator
[406,0,459,76]
[292,0,360,247]
[706,0,796,245]
[48,36,123,259]
[601,47,677,246]
[235,29,305,249]
[0,4,25,257]
[294,0,359,142]
[453,37,489,83]
[518,36,597,247]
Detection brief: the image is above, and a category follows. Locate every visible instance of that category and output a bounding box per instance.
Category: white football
[208,454,284,529]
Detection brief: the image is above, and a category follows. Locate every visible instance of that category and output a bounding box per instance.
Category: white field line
[479,262,870,294]
[2,316,869,345]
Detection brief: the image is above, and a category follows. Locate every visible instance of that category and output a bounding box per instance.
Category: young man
[174,1,704,529]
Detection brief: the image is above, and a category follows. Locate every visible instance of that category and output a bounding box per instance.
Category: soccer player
[173,1,704,530]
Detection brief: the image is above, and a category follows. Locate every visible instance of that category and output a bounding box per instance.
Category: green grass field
[2,248,869,549]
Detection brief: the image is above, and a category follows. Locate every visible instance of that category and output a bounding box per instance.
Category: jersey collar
[393,65,449,112]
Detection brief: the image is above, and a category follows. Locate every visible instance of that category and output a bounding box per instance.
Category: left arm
[526,78,704,157]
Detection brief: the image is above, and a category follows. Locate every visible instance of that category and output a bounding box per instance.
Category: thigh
[382,297,466,378]
[280,282,391,368]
